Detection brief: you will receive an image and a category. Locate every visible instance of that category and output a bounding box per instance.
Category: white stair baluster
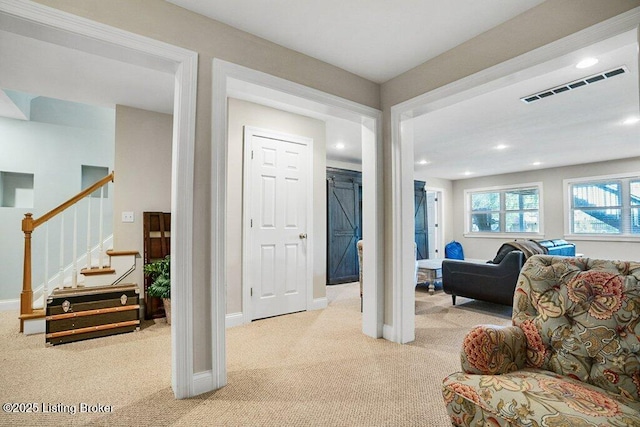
[99,186,104,268]
[43,222,49,306]
[58,213,64,290]
[86,196,92,270]
[72,205,78,288]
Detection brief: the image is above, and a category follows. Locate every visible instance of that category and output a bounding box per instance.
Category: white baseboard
[310,297,327,311]
[0,299,19,312]
[382,324,394,342]
[23,318,45,335]
[192,370,214,396]
[225,312,244,328]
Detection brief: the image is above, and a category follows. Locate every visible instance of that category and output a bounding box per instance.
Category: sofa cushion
[514,256,640,403]
[443,368,640,426]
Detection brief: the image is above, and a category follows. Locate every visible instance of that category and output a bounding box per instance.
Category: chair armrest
[460,325,526,375]
[442,251,524,306]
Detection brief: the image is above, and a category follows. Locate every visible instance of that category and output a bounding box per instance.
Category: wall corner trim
[310,297,328,311]
[225,312,244,328]
[192,370,214,396]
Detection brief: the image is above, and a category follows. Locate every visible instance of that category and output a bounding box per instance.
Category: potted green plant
[143,255,171,325]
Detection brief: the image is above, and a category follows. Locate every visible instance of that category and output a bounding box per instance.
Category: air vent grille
[521,66,627,104]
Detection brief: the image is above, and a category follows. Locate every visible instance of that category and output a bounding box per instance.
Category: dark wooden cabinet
[414,181,429,260]
[143,212,170,320]
[326,168,362,285]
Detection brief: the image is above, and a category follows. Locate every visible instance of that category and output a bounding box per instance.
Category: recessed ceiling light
[335,142,345,150]
[417,159,430,165]
[463,171,473,176]
[494,144,508,150]
[576,57,598,69]
[622,116,640,125]
[532,161,542,166]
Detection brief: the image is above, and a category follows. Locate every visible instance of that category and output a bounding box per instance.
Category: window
[466,183,542,235]
[567,174,640,238]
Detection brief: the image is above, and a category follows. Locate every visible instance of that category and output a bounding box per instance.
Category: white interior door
[244,127,311,320]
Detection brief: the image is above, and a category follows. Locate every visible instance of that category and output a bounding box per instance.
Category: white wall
[113,105,173,292]
[451,157,640,261]
[0,96,114,301]
[227,98,326,315]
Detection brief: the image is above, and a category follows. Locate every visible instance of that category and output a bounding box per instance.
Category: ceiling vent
[521,66,627,104]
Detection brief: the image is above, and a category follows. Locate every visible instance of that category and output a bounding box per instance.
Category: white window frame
[564,172,640,242]
[464,182,544,238]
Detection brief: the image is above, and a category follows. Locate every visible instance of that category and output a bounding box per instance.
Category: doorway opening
[390,11,640,346]
[0,2,197,398]
[212,59,383,390]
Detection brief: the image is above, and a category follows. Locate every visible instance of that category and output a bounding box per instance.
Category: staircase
[18,171,141,335]
[23,250,139,335]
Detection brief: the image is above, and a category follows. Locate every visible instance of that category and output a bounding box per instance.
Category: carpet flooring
[0,283,511,426]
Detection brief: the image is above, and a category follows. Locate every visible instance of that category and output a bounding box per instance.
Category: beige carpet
[0,283,511,426]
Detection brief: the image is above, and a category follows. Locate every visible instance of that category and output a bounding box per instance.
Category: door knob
[299,233,307,239]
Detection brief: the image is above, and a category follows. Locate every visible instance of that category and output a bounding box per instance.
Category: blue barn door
[326,169,361,284]
[415,181,429,260]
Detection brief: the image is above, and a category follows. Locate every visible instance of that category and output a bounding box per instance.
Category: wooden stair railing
[19,172,114,332]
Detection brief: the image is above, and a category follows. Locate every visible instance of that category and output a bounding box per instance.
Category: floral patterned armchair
[442,255,640,426]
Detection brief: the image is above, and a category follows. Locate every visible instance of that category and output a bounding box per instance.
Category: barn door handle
[299,233,307,239]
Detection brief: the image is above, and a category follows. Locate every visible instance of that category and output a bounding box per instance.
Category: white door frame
[242,126,314,323]
[0,0,198,398]
[389,8,640,343]
[212,59,384,389]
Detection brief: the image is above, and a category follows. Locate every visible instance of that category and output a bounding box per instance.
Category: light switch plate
[122,211,134,223]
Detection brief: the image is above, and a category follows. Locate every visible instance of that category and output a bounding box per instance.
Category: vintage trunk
[46,284,140,346]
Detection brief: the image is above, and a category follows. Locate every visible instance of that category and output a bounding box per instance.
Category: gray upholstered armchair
[442,255,640,426]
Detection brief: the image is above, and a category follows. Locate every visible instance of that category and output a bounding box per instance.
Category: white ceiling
[0,29,175,115]
[413,30,640,180]
[166,0,545,83]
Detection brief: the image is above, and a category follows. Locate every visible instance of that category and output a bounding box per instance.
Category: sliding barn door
[326,170,361,284]
[414,181,429,260]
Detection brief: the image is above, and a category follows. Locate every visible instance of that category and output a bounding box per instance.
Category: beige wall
[380,0,640,326]
[451,157,640,262]
[113,105,173,290]
[33,0,379,373]
[226,98,327,315]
